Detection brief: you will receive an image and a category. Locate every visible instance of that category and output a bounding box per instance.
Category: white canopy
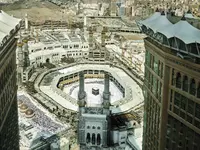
[0,31,6,42]
[158,19,200,44]
[0,10,21,44]
[139,12,160,26]
[144,14,172,32]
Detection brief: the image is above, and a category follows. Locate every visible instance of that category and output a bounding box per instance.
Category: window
[153,57,158,74]
[92,134,95,145]
[145,50,151,67]
[151,55,154,69]
[144,69,149,86]
[152,76,157,96]
[171,69,175,85]
[194,120,200,129]
[187,100,194,115]
[148,73,152,89]
[190,79,196,96]
[174,106,179,115]
[197,83,200,98]
[160,62,163,78]
[195,103,200,119]
[86,133,90,143]
[180,96,187,110]
[97,134,101,145]
[182,76,188,92]
[174,92,181,107]
[186,115,193,124]
[176,73,181,88]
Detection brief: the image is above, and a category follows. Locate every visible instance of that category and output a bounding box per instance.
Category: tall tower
[88,26,95,50]
[101,26,108,60]
[103,72,111,114]
[88,26,95,60]
[78,71,111,149]
[139,13,200,150]
[0,10,20,150]
[83,14,87,35]
[101,26,106,48]
[17,34,24,84]
[22,37,30,68]
[78,71,86,114]
[25,13,29,31]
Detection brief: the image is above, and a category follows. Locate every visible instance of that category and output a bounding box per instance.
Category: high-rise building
[0,10,21,149]
[138,11,200,150]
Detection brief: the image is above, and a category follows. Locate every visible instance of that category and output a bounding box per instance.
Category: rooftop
[0,10,21,45]
[138,11,200,61]
[17,92,68,148]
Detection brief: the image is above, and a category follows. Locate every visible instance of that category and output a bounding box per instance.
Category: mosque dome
[25,109,35,118]
[20,104,28,113]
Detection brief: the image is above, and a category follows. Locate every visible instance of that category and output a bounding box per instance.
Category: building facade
[77,71,132,150]
[0,10,21,150]
[139,12,200,150]
[17,29,89,68]
[77,71,111,150]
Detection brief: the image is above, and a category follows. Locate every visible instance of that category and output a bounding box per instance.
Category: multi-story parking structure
[138,10,200,150]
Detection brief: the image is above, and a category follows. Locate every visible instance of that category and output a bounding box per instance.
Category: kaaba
[92,87,99,95]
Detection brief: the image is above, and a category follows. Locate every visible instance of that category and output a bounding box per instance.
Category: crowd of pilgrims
[17,95,65,134]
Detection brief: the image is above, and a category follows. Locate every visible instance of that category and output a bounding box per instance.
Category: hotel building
[0,10,21,149]
[138,11,200,150]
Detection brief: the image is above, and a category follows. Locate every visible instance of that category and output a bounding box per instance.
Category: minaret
[88,26,94,49]
[101,26,108,60]
[25,13,29,31]
[103,72,110,114]
[78,71,86,114]
[17,34,24,84]
[22,37,30,68]
[101,26,106,48]
[84,14,87,35]
[36,30,39,43]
